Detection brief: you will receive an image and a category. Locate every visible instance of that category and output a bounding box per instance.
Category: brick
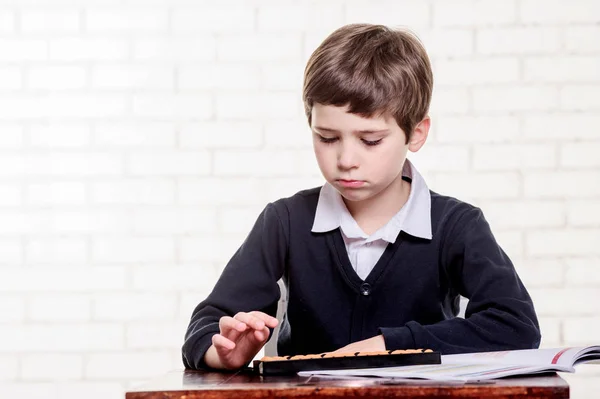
[180,122,262,149]
[0,10,14,33]
[177,178,264,205]
[472,86,558,112]
[432,172,521,199]
[0,39,47,61]
[561,85,600,110]
[21,9,80,32]
[27,153,123,176]
[133,37,216,61]
[49,38,128,61]
[0,95,129,119]
[26,181,86,205]
[264,120,311,148]
[523,113,600,140]
[261,64,304,91]
[85,351,172,379]
[420,29,474,57]
[0,324,123,352]
[520,0,600,23]
[480,201,565,230]
[429,88,470,115]
[527,229,600,256]
[537,317,561,346]
[345,1,430,27]
[133,94,213,119]
[258,4,344,32]
[93,293,178,321]
[0,267,127,292]
[217,35,302,62]
[524,57,600,83]
[561,142,600,168]
[127,151,211,176]
[0,296,24,323]
[126,320,188,349]
[564,318,600,345]
[216,92,299,119]
[214,150,301,177]
[29,295,90,321]
[92,238,175,263]
[44,210,130,234]
[0,355,18,381]
[29,124,91,148]
[132,264,220,292]
[435,116,519,143]
[85,7,168,31]
[25,238,87,265]
[180,235,245,263]
[133,208,217,234]
[408,145,470,172]
[0,238,22,264]
[473,144,557,170]
[0,184,21,206]
[172,6,254,32]
[92,64,173,89]
[476,27,561,54]
[178,64,260,90]
[0,211,47,234]
[434,57,519,86]
[565,258,600,286]
[93,122,176,148]
[91,179,175,205]
[511,258,564,288]
[0,125,23,148]
[433,0,516,26]
[21,354,83,380]
[0,67,21,90]
[219,206,265,234]
[529,287,600,316]
[524,171,600,198]
[566,26,600,53]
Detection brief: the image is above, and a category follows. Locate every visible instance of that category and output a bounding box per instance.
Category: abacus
[253,349,441,376]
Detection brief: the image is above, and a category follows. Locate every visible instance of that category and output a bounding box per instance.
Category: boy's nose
[337,145,359,170]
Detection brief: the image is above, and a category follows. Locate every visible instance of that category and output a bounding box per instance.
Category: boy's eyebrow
[313,126,390,134]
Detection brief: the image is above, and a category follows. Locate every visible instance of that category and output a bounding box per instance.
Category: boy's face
[311,103,428,204]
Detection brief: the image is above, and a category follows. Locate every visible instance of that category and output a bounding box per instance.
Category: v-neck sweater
[182,187,540,370]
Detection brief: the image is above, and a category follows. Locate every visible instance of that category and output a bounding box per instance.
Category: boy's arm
[380,207,541,354]
[181,202,289,369]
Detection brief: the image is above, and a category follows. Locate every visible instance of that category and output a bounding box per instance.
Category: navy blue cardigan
[182,187,540,370]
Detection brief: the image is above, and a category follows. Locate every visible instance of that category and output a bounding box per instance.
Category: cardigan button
[360,283,371,296]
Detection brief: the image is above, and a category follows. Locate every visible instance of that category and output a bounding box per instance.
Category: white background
[0,0,599,398]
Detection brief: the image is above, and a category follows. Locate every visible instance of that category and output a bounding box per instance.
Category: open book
[298,346,600,382]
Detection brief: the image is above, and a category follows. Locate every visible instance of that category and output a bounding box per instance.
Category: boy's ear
[408,116,430,153]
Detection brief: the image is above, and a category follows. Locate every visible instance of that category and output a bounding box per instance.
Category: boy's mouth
[337,179,365,188]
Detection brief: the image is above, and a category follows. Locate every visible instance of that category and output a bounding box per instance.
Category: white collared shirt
[311,159,433,280]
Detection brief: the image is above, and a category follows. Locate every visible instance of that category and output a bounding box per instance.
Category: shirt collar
[311,159,433,241]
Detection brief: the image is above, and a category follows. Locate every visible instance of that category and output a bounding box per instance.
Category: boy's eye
[318,135,338,144]
[362,139,382,146]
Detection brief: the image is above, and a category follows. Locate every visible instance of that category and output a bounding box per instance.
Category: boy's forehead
[311,103,394,130]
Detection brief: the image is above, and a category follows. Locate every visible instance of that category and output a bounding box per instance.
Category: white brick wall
[0,1,599,399]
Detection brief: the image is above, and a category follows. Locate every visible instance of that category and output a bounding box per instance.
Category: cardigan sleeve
[380,207,541,354]
[181,202,289,369]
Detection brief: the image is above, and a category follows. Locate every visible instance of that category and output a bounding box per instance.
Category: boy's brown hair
[303,24,433,143]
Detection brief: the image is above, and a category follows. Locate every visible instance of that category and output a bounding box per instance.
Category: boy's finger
[219,316,247,333]
[233,312,266,331]
[253,326,270,343]
[212,333,235,351]
[249,311,279,328]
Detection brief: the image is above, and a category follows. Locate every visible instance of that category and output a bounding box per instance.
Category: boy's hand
[204,311,279,370]
[333,334,386,354]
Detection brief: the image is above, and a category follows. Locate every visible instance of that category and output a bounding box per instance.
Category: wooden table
[126,369,570,399]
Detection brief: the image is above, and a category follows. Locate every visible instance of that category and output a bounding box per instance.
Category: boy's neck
[343,174,411,236]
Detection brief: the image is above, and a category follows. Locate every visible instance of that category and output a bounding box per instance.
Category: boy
[182,23,540,371]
